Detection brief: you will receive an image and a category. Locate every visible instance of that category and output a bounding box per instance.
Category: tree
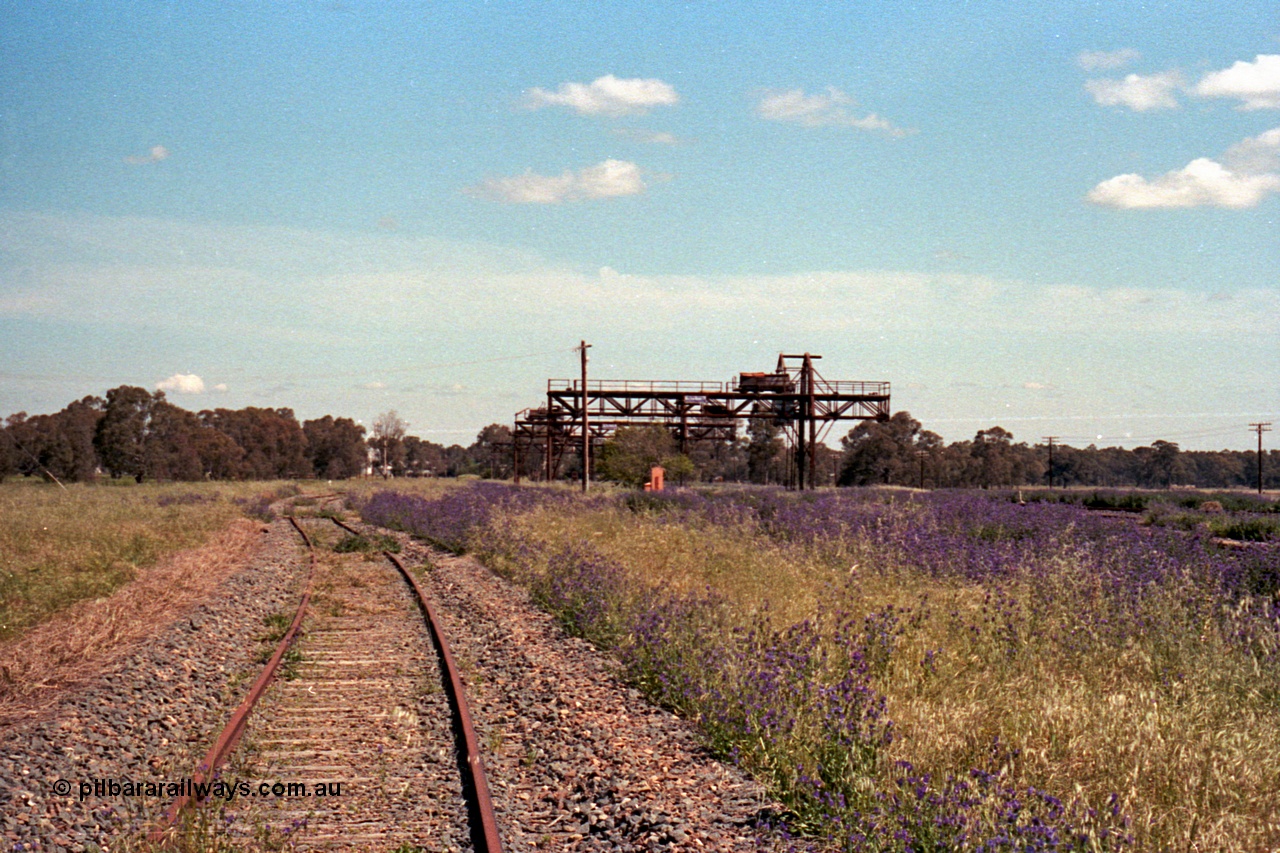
[6,398,105,483]
[468,424,513,479]
[746,418,785,484]
[95,386,157,481]
[200,407,310,479]
[839,411,941,486]
[190,423,245,480]
[597,425,693,487]
[371,410,408,478]
[971,426,1015,489]
[401,436,447,477]
[54,396,105,481]
[144,401,207,481]
[1136,440,1184,488]
[0,419,13,482]
[303,416,367,479]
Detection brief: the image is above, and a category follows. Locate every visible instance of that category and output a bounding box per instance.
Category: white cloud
[124,145,170,165]
[1077,49,1141,71]
[611,128,683,145]
[1087,157,1280,209]
[1223,126,1280,173]
[1085,71,1183,111]
[1088,126,1280,210]
[213,383,229,393]
[1193,54,1280,110]
[1023,382,1053,390]
[524,75,679,116]
[157,373,206,394]
[5,212,1277,356]
[466,159,647,204]
[755,87,912,136]
[2,211,1272,452]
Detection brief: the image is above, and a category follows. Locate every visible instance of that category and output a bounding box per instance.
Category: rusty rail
[331,513,503,850]
[152,503,503,850]
[385,547,505,853]
[149,515,316,841]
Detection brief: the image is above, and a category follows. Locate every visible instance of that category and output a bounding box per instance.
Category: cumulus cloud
[524,75,679,116]
[157,373,206,394]
[1223,126,1280,173]
[1085,71,1183,111]
[1089,125,1280,209]
[125,145,170,165]
[213,383,229,393]
[1193,54,1280,110]
[465,159,647,204]
[1087,157,1280,209]
[611,127,684,145]
[755,87,912,136]
[1077,49,1141,71]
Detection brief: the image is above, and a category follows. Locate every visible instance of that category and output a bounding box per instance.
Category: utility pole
[580,341,592,493]
[545,390,555,483]
[1249,422,1271,495]
[917,450,927,489]
[805,354,817,491]
[1042,436,1059,489]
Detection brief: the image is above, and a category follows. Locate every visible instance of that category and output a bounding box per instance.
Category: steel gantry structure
[513,353,890,489]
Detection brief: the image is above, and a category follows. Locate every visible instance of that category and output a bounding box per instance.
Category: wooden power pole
[580,341,592,492]
[1042,436,1059,489]
[1250,422,1272,495]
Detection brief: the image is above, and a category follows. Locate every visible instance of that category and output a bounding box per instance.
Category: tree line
[0,386,512,484]
[3,389,1272,491]
[573,414,1277,491]
[832,411,1278,491]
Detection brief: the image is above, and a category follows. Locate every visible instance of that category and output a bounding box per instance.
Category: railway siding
[0,521,309,849]
[221,517,472,850]
[375,529,777,852]
[3,500,782,852]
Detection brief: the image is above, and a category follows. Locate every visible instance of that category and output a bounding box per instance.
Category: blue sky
[1,1,1277,450]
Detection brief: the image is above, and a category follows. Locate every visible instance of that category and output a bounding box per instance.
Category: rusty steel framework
[513,353,890,490]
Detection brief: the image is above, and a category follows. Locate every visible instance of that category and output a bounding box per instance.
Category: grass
[0,479,284,642]
[332,532,402,559]
[467,489,1280,851]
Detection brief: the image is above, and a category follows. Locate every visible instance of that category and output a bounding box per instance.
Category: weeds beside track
[151,496,503,852]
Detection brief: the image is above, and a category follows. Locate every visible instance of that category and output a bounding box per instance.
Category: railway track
[4,490,772,851]
[153,496,503,851]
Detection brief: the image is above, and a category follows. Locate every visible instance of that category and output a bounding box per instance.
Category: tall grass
[372,484,1280,851]
[0,480,281,641]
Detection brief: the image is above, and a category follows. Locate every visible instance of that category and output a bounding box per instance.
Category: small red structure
[644,466,665,492]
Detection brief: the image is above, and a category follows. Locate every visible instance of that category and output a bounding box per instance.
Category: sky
[1,1,1277,451]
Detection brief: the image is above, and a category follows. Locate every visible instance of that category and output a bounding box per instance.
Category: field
[364,483,1280,852]
[0,479,294,642]
[5,478,1278,850]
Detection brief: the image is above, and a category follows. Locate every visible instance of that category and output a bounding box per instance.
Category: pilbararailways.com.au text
[53,777,345,802]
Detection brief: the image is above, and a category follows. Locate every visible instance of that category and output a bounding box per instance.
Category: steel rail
[149,515,316,842]
[384,547,505,853]
[328,513,504,852]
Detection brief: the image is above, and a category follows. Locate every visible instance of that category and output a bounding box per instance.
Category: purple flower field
[361,483,1280,851]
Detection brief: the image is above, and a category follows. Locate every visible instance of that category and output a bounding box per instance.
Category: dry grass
[489,498,1280,851]
[0,480,282,640]
[497,503,841,625]
[0,515,265,728]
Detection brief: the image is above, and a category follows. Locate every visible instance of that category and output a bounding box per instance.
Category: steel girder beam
[513,357,890,489]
